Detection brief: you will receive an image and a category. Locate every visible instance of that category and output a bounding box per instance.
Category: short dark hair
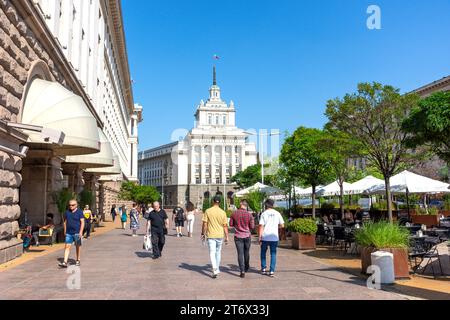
[265,199,274,209]
[240,199,249,207]
[46,213,54,219]
[213,195,222,203]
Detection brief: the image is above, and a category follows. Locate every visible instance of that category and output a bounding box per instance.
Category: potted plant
[355,221,410,279]
[287,218,318,250]
[411,207,440,227]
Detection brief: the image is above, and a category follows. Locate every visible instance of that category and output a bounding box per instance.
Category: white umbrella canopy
[316,181,353,197]
[235,182,281,197]
[347,176,385,195]
[294,186,324,197]
[366,170,450,194]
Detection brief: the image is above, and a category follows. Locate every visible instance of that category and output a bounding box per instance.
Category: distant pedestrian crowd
[58,195,285,279]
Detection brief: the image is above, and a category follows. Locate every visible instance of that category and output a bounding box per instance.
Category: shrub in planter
[287,218,318,250]
[355,221,410,279]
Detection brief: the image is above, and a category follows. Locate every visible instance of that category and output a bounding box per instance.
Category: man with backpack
[173,204,186,237]
[145,201,169,259]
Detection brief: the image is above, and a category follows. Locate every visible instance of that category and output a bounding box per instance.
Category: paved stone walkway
[0,218,407,300]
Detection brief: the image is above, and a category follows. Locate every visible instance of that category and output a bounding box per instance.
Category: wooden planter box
[279,228,287,241]
[361,247,410,279]
[440,210,450,218]
[292,233,316,250]
[411,215,440,227]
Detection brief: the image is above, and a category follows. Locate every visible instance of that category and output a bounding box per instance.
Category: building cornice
[101,0,135,115]
[15,0,103,128]
[412,75,450,96]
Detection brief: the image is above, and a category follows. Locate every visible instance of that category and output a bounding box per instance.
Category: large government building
[0,0,141,264]
[138,67,258,208]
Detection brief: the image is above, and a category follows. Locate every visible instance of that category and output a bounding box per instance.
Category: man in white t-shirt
[258,199,285,277]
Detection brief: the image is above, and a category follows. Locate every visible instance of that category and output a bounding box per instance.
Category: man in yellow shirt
[201,196,229,278]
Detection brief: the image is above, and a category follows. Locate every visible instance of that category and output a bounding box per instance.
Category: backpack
[174,207,184,220]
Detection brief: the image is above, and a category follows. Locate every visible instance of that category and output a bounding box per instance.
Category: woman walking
[130,203,140,237]
[186,201,196,238]
[111,204,117,222]
[120,205,127,229]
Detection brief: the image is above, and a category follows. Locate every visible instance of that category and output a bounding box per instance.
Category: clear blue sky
[122,0,450,152]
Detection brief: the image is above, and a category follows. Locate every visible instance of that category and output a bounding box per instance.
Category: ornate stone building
[138,67,257,208]
[0,0,141,264]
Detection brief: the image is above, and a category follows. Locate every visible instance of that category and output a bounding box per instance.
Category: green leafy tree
[53,188,77,224]
[325,82,420,222]
[231,164,261,188]
[402,91,450,166]
[78,189,94,209]
[245,190,266,213]
[133,185,160,205]
[280,127,333,218]
[118,182,160,205]
[319,130,363,218]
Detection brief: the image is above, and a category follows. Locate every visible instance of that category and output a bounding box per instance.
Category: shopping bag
[143,235,152,252]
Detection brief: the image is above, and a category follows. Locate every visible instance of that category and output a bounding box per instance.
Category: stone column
[221,145,226,186]
[211,144,216,183]
[200,145,206,184]
[231,145,236,177]
[190,145,196,184]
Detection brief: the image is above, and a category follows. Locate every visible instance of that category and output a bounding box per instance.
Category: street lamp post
[245,130,281,185]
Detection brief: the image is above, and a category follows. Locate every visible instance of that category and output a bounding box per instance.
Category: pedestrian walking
[258,199,285,277]
[201,195,229,279]
[120,205,127,229]
[145,201,169,259]
[173,203,186,237]
[130,203,140,237]
[229,199,255,278]
[186,201,196,238]
[111,204,117,222]
[58,199,85,268]
[83,205,92,239]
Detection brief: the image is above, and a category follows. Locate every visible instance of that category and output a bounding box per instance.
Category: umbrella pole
[406,188,410,221]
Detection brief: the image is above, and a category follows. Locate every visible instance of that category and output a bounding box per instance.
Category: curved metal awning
[64,128,114,169]
[21,78,100,156]
[85,153,122,175]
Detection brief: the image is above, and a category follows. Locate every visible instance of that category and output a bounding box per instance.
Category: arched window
[223,115,227,125]
[208,114,212,125]
[216,115,219,125]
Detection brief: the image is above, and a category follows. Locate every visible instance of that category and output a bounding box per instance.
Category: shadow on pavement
[135,251,152,258]
[178,263,243,279]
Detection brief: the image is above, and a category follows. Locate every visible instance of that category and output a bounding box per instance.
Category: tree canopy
[118,181,160,205]
[325,82,420,222]
[280,126,333,217]
[402,91,450,165]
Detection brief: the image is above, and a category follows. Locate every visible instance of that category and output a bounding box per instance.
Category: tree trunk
[385,176,393,223]
[339,182,344,220]
[312,185,316,219]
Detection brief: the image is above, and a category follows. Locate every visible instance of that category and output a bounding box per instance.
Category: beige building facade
[0,0,141,264]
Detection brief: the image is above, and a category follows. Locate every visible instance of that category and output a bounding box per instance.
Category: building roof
[412,75,450,96]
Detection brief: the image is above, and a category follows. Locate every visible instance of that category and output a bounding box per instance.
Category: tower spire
[213,65,217,86]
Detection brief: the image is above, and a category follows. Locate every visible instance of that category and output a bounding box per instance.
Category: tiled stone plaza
[0,218,407,300]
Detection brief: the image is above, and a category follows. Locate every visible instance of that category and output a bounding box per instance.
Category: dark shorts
[175,220,185,227]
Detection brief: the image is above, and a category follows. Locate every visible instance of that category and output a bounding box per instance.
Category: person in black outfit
[173,204,185,237]
[145,201,169,259]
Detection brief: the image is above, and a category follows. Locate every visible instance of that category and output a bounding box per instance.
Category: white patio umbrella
[347,176,385,195]
[235,182,281,197]
[316,181,353,197]
[293,186,325,197]
[366,170,450,195]
[366,170,450,216]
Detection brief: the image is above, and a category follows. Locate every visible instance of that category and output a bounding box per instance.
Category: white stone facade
[0,0,140,264]
[138,68,257,207]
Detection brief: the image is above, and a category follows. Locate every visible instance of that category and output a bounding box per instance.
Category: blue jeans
[261,241,278,273]
[207,238,223,273]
